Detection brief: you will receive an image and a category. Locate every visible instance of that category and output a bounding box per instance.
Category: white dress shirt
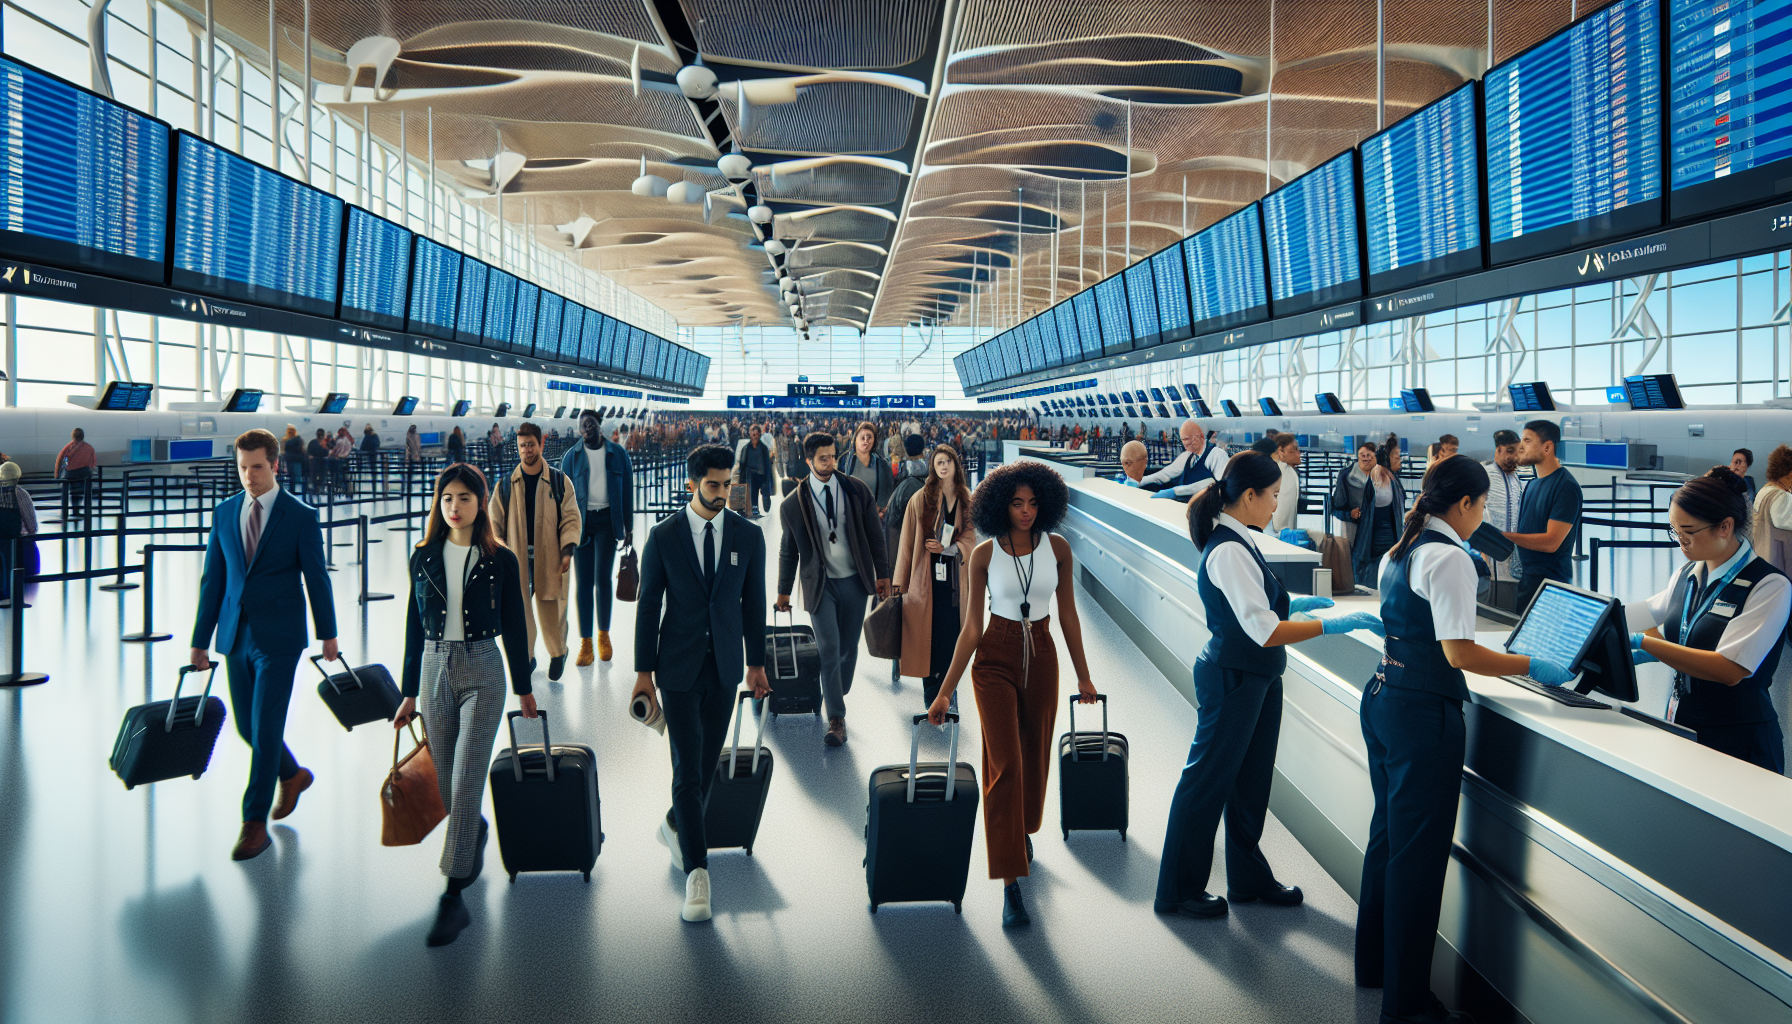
[807,473,857,579]
[1482,462,1525,582]
[585,444,609,510]
[441,539,474,641]
[1381,518,1480,641]
[1627,542,1792,674]
[1201,514,1281,646]
[240,485,279,560]
[1140,445,1230,498]
[1270,462,1300,533]
[684,504,722,575]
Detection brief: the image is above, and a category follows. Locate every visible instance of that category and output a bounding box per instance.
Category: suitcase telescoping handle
[166,662,218,733]
[906,712,961,804]
[309,654,365,694]
[728,690,767,779]
[771,606,799,680]
[505,709,556,784]
[1066,693,1110,761]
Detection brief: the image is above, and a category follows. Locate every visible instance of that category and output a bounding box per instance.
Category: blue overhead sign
[726,394,937,410]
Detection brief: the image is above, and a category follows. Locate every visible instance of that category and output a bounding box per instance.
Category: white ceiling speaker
[631,153,668,197]
[717,152,753,180]
[763,239,786,255]
[666,180,704,204]
[675,64,718,99]
[747,204,773,224]
[778,275,793,289]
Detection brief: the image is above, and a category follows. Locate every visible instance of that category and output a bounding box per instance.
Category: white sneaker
[658,817,685,872]
[682,867,712,922]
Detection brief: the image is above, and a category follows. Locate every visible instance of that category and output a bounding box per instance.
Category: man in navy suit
[190,428,339,861]
[632,444,768,923]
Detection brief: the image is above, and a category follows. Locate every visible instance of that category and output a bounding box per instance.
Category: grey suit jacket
[776,473,890,612]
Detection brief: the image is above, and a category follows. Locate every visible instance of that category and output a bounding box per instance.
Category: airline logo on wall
[169,295,247,319]
[1574,240,1667,278]
[0,266,77,292]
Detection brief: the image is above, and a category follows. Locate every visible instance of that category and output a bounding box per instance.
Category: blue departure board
[1072,290,1102,360]
[644,335,662,379]
[481,269,516,349]
[406,236,459,339]
[1093,277,1132,355]
[593,314,616,368]
[1669,0,1792,217]
[979,344,996,382]
[1262,151,1362,315]
[626,327,648,375]
[454,257,488,344]
[512,280,539,355]
[1051,301,1082,363]
[1150,244,1193,342]
[1123,260,1162,348]
[534,290,563,360]
[339,206,411,330]
[1183,204,1269,334]
[172,132,343,316]
[1037,305,1066,366]
[581,310,605,367]
[561,303,585,362]
[1485,0,1662,263]
[1022,318,1044,370]
[0,56,170,283]
[989,331,1010,376]
[696,354,711,389]
[656,338,673,380]
[1362,83,1484,292]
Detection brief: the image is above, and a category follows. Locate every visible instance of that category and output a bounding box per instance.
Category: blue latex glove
[1120,476,1142,487]
[1629,633,1659,665]
[1322,611,1385,636]
[1151,488,1180,500]
[1289,596,1335,614]
[1527,657,1576,687]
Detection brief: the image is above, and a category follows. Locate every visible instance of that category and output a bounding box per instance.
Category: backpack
[885,469,924,534]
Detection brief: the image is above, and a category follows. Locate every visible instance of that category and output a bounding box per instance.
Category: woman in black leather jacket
[394,463,532,948]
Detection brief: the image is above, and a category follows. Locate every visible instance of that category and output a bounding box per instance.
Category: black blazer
[401,540,533,697]
[635,508,767,691]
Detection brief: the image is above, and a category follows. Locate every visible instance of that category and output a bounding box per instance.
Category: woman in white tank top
[928,461,1100,929]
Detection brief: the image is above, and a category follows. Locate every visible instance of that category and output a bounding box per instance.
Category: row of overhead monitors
[0,53,709,393]
[957,0,1776,392]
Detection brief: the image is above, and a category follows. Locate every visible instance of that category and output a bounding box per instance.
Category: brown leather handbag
[381,719,445,846]
[864,593,902,660]
[616,543,639,602]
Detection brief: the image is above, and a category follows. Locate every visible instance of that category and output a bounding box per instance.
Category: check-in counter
[1055,469,1792,1024]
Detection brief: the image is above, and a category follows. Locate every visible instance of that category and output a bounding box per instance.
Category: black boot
[1002,883,1031,928]
[548,654,567,681]
[426,894,471,947]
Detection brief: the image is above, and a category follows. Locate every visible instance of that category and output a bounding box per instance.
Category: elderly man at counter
[1117,440,1148,485]
[1127,420,1229,501]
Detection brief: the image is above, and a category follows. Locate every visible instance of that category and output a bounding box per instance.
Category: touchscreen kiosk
[1505,580,1637,704]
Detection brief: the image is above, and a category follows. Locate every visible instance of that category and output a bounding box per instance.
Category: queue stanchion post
[99,501,138,591]
[1,538,48,687]
[358,515,392,604]
[120,543,204,643]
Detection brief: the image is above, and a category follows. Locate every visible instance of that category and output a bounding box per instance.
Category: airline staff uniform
[1356,519,1479,1023]
[1138,445,1229,499]
[1156,514,1290,906]
[1630,541,1791,773]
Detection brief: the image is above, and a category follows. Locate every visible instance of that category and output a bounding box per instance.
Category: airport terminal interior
[5,1,1792,1022]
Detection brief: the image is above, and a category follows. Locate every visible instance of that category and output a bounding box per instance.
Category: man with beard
[560,409,634,664]
[1482,429,1526,608]
[1504,420,1582,610]
[490,423,582,680]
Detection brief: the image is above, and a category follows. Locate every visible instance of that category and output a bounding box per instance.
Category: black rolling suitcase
[865,713,979,913]
[766,608,822,716]
[489,710,603,882]
[311,655,402,730]
[705,691,774,855]
[110,662,227,789]
[1058,693,1128,839]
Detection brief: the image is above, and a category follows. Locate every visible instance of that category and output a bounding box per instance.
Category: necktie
[246,496,263,563]
[704,521,716,586]
[823,481,837,544]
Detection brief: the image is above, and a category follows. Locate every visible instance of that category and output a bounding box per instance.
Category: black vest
[1665,554,1788,727]
[1197,524,1291,676]
[1375,530,1470,701]
[1178,450,1216,488]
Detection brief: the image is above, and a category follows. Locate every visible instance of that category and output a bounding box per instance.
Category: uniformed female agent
[1155,452,1386,919]
[1355,456,1573,1024]
[1630,467,1790,773]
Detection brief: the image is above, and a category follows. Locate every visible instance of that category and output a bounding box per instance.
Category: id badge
[935,561,948,582]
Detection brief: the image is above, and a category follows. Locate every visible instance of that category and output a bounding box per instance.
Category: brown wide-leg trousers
[971,615,1060,880]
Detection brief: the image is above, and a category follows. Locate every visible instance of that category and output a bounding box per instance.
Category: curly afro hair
[972,460,1071,540]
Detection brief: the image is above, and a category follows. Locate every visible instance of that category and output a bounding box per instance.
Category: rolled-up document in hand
[630,694,665,736]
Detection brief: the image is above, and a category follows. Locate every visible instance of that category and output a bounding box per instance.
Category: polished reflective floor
[0,493,1383,1023]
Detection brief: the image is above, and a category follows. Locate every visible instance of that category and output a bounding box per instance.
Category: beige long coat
[893,486,974,678]
[489,463,582,602]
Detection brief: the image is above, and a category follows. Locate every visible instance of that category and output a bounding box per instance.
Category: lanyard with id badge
[935,521,955,582]
[1667,547,1753,721]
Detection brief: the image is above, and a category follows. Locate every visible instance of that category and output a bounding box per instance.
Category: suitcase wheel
[582,872,591,883]
[124,783,134,791]
[954,901,962,915]
[812,709,820,718]
[869,903,878,914]
[509,872,517,883]
[744,846,753,856]
[1062,829,1069,840]
[1120,829,1127,841]
[191,772,203,780]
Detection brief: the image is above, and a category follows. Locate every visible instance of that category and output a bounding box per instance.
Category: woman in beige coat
[893,445,975,709]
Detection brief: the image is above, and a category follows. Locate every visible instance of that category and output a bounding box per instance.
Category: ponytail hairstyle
[1387,455,1489,561]
[1189,450,1285,550]
[1673,466,1753,543]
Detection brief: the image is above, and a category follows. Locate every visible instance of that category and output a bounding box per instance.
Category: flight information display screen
[340,206,411,330]
[595,315,619,368]
[1072,290,1102,360]
[1001,331,1023,376]
[512,280,539,355]
[1037,304,1065,366]
[1053,301,1083,363]
[1262,151,1363,316]
[406,236,459,339]
[1093,276,1132,355]
[172,132,344,317]
[481,269,517,350]
[1150,243,1193,342]
[1669,0,1792,217]
[625,327,647,375]
[1023,318,1046,371]
[1362,82,1484,292]
[581,309,605,367]
[454,256,488,344]
[1123,259,1162,348]
[534,290,563,360]
[1183,204,1270,334]
[0,56,170,283]
[561,303,585,362]
[1484,0,1663,263]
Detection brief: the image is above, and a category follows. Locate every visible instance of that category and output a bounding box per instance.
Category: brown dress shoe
[272,767,313,820]
[825,717,847,747]
[576,637,595,667]
[597,631,614,662]
[232,821,271,861]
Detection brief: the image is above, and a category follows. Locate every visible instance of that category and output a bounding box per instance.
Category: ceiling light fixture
[675,64,718,100]
[666,180,704,204]
[631,154,668,197]
[718,153,753,180]
[747,204,773,224]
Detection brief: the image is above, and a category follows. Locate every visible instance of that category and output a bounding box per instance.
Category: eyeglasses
[1665,522,1714,545]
